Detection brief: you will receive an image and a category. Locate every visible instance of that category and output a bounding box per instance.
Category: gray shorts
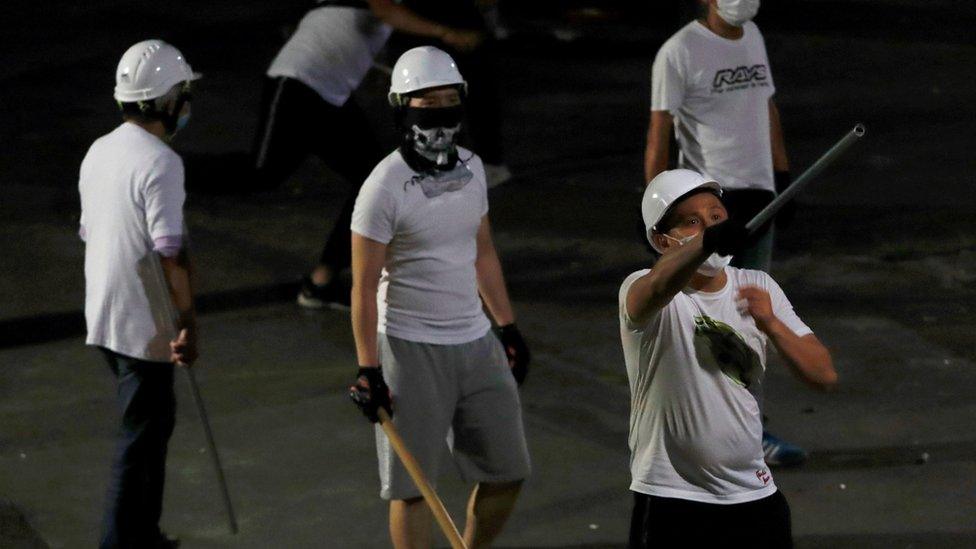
[375,331,532,500]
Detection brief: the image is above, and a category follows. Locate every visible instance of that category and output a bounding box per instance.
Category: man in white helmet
[348,46,530,548]
[643,0,805,465]
[253,0,483,310]
[79,39,200,548]
[620,169,836,547]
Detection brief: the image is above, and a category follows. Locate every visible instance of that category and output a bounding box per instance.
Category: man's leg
[377,335,457,547]
[99,349,176,548]
[250,76,317,192]
[312,100,384,281]
[390,497,432,549]
[463,480,522,548]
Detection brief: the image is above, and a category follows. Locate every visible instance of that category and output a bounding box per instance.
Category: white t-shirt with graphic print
[619,266,812,504]
[351,147,492,345]
[652,20,776,192]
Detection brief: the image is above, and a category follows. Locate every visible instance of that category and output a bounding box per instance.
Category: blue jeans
[98,348,176,549]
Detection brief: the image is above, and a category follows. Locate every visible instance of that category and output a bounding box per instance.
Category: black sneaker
[297,275,351,311]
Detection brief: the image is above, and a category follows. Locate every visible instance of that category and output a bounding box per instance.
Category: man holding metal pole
[348,46,531,548]
[643,0,806,465]
[79,40,199,548]
[621,169,837,547]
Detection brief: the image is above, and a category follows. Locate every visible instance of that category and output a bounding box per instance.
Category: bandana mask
[663,232,732,277]
[716,0,760,26]
[399,105,464,170]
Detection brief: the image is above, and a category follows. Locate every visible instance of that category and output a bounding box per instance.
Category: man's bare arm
[351,233,387,367]
[475,216,516,326]
[644,110,673,183]
[769,98,789,172]
[626,234,708,324]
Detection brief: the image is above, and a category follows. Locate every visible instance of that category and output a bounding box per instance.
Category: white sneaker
[484,163,513,188]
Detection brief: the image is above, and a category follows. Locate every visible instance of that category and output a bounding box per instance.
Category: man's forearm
[368,0,449,39]
[644,111,673,183]
[351,283,380,366]
[160,250,196,329]
[762,319,836,389]
[476,252,515,326]
[626,237,708,322]
[769,100,790,172]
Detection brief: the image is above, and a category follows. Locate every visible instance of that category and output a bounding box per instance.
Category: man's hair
[118,83,184,122]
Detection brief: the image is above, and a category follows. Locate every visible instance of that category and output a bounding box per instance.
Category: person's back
[80,122,184,361]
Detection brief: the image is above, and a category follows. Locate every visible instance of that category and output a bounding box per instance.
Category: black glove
[496,324,530,385]
[348,366,393,423]
[702,218,750,257]
[774,171,797,229]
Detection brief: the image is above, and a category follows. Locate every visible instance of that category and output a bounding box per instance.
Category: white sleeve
[651,42,685,114]
[619,269,654,332]
[351,181,397,244]
[471,155,489,217]
[764,274,812,337]
[751,23,776,96]
[144,154,186,241]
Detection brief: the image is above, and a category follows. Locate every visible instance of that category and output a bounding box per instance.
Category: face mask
[663,232,732,277]
[399,105,464,170]
[716,0,760,26]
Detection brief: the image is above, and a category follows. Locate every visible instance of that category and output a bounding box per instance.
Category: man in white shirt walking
[644,0,804,465]
[348,46,531,548]
[620,169,836,547]
[79,40,200,548]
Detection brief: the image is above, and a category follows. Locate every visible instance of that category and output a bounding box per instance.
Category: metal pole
[746,123,866,234]
[184,366,239,534]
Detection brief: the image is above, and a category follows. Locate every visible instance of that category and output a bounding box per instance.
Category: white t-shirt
[652,20,776,192]
[351,147,492,345]
[618,266,812,504]
[79,123,185,362]
[267,6,392,107]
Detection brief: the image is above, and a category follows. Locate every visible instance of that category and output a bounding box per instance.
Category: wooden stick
[377,409,467,549]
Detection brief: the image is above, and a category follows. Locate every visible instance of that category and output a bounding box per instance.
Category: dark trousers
[251,76,383,272]
[629,490,793,548]
[99,348,176,549]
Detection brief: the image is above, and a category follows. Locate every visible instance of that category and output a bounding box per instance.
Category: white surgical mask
[663,231,732,277]
[716,0,760,26]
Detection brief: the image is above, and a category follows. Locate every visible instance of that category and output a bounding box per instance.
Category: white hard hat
[388,46,467,106]
[642,169,722,252]
[114,39,200,103]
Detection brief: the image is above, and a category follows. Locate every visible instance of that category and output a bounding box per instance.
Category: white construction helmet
[114,39,200,103]
[388,46,467,106]
[642,169,722,252]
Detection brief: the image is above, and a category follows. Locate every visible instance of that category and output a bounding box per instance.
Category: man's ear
[651,232,671,252]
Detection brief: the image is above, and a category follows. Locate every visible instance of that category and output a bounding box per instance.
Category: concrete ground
[2,1,975,547]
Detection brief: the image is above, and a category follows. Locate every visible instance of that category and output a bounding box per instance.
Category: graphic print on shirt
[693,315,762,388]
[711,64,769,94]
